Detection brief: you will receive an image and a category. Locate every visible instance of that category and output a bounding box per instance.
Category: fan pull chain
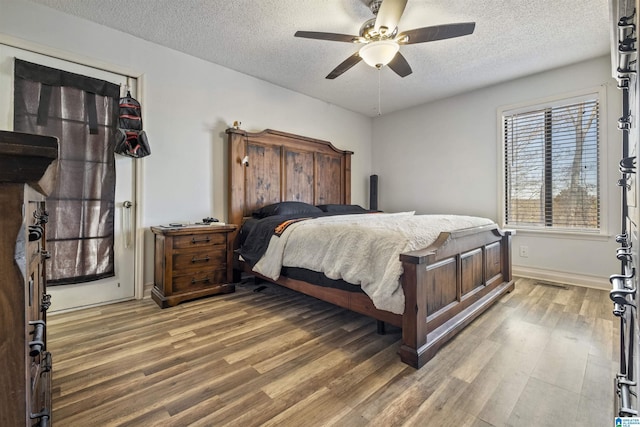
[377,68,382,116]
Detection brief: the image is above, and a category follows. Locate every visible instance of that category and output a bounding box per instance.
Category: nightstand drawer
[173,232,226,249]
[172,248,226,271]
[172,268,227,293]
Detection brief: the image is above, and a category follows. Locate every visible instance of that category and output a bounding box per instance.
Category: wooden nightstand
[151,224,237,308]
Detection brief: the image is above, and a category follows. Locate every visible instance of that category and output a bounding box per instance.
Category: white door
[0,44,136,312]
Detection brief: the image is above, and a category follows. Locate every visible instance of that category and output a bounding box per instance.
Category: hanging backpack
[115,91,151,158]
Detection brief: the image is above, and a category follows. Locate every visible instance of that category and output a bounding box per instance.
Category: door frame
[0,33,146,304]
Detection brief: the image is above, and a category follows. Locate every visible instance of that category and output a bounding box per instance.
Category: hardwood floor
[48,277,618,426]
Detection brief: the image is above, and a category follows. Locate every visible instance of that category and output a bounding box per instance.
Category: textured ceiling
[29,0,611,117]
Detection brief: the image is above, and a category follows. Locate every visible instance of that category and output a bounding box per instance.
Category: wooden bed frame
[226,127,514,369]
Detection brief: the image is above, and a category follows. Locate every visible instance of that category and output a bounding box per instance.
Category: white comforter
[252,212,494,314]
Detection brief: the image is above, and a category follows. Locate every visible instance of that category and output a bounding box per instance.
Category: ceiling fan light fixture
[359,40,399,68]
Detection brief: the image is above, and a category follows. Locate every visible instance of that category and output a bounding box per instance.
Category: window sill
[504,227,612,242]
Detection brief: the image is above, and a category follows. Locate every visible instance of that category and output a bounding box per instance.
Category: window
[502,92,600,231]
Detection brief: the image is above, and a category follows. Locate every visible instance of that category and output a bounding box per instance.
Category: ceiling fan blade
[388,52,412,77]
[295,31,359,43]
[398,22,476,44]
[326,53,363,79]
[374,0,408,35]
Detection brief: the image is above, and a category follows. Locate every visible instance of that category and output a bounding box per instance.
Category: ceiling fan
[294,0,475,79]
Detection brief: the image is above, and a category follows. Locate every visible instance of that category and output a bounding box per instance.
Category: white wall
[373,56,621,288]
[1,0,373,287]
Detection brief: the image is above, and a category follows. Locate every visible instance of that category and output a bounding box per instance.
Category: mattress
[240,212,495,314]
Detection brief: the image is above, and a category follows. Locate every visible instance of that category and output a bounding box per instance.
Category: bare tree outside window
[504,96,599,230]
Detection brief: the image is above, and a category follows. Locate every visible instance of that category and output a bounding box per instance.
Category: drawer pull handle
[613,302,626,317]
[191,256,210,263]
[191,277,211,284]
[28,320,46,357]
[192,237,211,244]
[617,247,633,261]
[30,373,51,423]
[617,233,629,244]
[610,269,636,306]
[616,375,639,417]
[41,293,52,312]
[42,351,52,372]
[29,225,43,241]
[30,413,50,425]
[33,209,49,225]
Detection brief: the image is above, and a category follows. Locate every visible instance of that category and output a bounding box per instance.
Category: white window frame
[497,86,609,238]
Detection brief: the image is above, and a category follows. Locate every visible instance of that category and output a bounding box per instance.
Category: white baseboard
[513,265,609,290]
[143,282,153,299]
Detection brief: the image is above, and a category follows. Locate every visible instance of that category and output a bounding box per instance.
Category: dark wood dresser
[0,131,58,426]
[151,224,237,308]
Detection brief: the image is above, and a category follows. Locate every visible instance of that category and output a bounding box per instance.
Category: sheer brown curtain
[13,59,120,285]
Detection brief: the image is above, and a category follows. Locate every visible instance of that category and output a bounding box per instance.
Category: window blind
[504,97,600,230]
[14,59,119,284]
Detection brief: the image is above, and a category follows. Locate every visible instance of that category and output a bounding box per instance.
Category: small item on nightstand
[202,217,219,223]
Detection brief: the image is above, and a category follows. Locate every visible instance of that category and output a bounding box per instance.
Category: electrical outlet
[519,245,529,258]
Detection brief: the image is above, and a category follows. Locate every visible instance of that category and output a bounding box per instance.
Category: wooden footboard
[235,224,514,369]
[398,224,514,368]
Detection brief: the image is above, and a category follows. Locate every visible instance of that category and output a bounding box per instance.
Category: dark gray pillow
[316,204,369,214]
[252,201,322,218]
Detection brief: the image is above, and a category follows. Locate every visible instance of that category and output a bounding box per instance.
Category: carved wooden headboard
[226,128,353,229]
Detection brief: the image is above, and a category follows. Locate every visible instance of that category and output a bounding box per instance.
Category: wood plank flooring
[48,278,618,426]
